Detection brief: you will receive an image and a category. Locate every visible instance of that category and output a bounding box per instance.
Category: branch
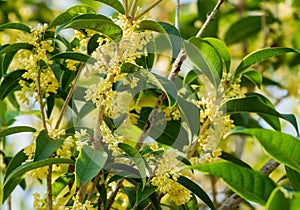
[175,0,180,30]
[106,179,124,210]
[47,165,53,210]
[217,159,280,210]
[134,0,165,20]
[37,70,48,133]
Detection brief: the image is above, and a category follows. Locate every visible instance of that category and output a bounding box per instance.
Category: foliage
[0,0,300,209]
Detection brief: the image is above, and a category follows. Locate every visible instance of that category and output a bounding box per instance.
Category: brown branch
[106,179,124,210]
[134,0,165,20]
[37,70,48,134]
[217,159,280,210]
[47,165,53,210]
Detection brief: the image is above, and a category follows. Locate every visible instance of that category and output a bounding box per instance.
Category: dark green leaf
[177,176,216,210]
[4,149,28,182]
[0,126,36,138]
[34,130,64,161]
[3,158,74,203]
[220,151,252,169]
[0,43,33,56]
[52,173,75,196]
[46,93,55,118]
[120,62,143,74]
[87,34,101,55]
[138,20,167,34]
[63,19,122,40]
[188,162,276,205]
[136,184,157,205]
[225,15,276,45]
[2,51,18,75]
[71,13,112,22]
[0,70,26,101]
[0,22,30,32]
[75,146,108,185]
[235,47,300,77]
[93,0,125,14]
[243,70,262,89]
[286,166,300,191]
[184,39,220,87]
[49,5,96,28]
[227,128,300,173]
[50,52,97,64]
[118,143,147,187]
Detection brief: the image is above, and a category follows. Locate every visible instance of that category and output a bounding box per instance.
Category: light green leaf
[93,0,125,14]
[0,126,36,138]
[0,70,26,101]
[0,22,30,33]
[203,37,231,73]
[188,162,276,205]
[266,187,291,210]
[118,143,146,187]
[177,176,216,210]
[75,146,108,185]
[50,52,97,64]
[235,47,300,77]
[243,70,262,89]
[227,128,300,173]
[285,166,300,191]
[34,130,64,162]
[63,19,122,40]
[225,15,276,45]
[0,43,33,56]
[222,96,298,134]
[291,192,300,210]
[3,158,74,203]
[184,39,220,87]
[49,4,96,28]
[52,173,75,196]
[137,20,167,34]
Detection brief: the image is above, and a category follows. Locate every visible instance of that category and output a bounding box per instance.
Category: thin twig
[175,0,180,30]
[129,0,139,19]
[37,70,48,133]
[123,0,129,16]
[55,63,85,130]
[217,159,280,210]
[47,165,53,210]
[106,179,124,210]
[134,0,165,20]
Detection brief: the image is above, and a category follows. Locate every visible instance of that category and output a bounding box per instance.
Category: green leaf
[225,15,276,45]
[0,22,30,32]
[184,39,220,87]
[235,47,300,77]
[93,0,125,14]
[118,143,147,187]
[4,149,28,182]
[52,173,75,196]
[243,70,262,89]
[2,50,18,75]
[0,69,26,101]
[266,187,291,210]
[0,43,32,56]
[227,128,300,173]
[49,5,96,28]
[138,20,167,34]
[63,19,122,40]
[190,37,223,77]
[76,102,96,123]
[221,96,298,134]
[177,176,216,210]
[50,52,97,64]
[183,70,200,86]
[220,151,252,169]
[0,126,36,138]
[203,37,231,73]
[34,130,64,162]
[291,192,300,210]
[87,34,102,55]
[120,62,143,74]
[136,184,157,205]
[188,162,276,205]
[71,13,112,22]
[3,158,74,203]
[75,146,108,185]
[286,166,300,191]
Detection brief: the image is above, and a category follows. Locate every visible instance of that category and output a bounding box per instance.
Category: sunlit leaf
[93,0,125,14]
[266,187,291,210]
[0,43,33,56]
[0,70,26,101]
[0,126,36,138]
[50,52,97,64]
[0,22,31,32]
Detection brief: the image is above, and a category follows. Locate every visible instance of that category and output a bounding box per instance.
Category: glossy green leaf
[2,50,18,75]
[227,128,300,173]
[49,5,96,28]
[34,130,64,162]
[0,22,30,32]
[0,69,26,101]
[138,20,167,34]
[220,151,252,169]
[71,13,112,22]
[0,126,36,138]
[93,0,125,14]
[184,39,220,87]
[177,176,216,210]
[87,34,102,55]
[188,162,276,205]
[120,62,143,74]
[3,158,74,203]
[266,187,290,210]
[52,173,75,196]
[118,143,147,187]
[225,15,276,45]
[0,43,33,56]
[243,70,262,89]
[222,96,298,134]
[75,145,108,185]
[235,47,300,77]
[63,19,122,40]
[286,166,300,191]
[190,37,223,77]
[4,149,28,182]
[50,52,97,64]
[136,184,157,205]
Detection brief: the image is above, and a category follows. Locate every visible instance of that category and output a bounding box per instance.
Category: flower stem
[123,0,129,16]
[129,0,139,19]
[37,70,48,133]
[134,0,165,20]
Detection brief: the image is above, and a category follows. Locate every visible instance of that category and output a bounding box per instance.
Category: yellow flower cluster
[17,24,58,104]
[65,195,96,210]
[33,193,69,210]
[74,129,89,150]
[151,149,191,205]
[163,106,181,121]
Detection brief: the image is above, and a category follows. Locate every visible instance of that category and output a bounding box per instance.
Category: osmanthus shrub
[1,0,300,209]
